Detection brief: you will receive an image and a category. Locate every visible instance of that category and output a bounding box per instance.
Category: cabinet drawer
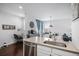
[52,48,78,56]
[37,45,51,52]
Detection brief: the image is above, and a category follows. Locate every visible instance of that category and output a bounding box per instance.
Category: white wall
[44,19,72,36]
[53,20,71,35]
[0,10,22,47]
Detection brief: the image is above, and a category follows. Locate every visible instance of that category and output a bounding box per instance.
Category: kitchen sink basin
[44,41,67,47]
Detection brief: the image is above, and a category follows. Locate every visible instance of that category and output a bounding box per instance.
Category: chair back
[14,34,18,39]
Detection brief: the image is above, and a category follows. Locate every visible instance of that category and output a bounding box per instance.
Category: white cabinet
[37,45,51,52]
[37,45,51,56]
[37,45,78,56]
[37,52,49,56]
[37,50,50,56]
[72,19,79,50]
[71,3,78,19]
[51,48,78,56]
[51,53,61,56]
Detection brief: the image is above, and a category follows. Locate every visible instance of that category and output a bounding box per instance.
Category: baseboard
[0,41,17,48]
[7,41,16,46]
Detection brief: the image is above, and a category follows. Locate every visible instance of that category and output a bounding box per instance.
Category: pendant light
[49,16,53,27]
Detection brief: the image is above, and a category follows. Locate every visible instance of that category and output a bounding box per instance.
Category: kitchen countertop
[23,37,79,54]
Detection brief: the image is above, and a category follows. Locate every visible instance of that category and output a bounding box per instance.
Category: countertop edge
[24,40,79,54]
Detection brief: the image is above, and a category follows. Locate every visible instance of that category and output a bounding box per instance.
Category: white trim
[0,41,16,48]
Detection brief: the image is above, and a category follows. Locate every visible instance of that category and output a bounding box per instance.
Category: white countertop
[23,37,79,54]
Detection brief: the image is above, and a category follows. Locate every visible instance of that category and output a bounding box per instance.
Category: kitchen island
[23,37,79,56]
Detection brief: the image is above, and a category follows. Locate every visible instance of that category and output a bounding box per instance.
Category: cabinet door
[52,48,78,56]
[71,4,78,19]
[37,45,51,53]
[37,45,51,56]
[37,51,50,56]
[37,52,49,56]
[51,53,62,56]
[72,19,79,49]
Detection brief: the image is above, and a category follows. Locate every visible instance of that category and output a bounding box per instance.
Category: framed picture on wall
[2,24,16,30]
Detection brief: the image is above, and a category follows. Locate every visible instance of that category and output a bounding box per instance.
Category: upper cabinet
[71,3,79,19]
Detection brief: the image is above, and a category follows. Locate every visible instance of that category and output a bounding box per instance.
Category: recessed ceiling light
[19,6,23,9]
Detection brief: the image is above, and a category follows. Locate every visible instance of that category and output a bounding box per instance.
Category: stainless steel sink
[44,41,67,47]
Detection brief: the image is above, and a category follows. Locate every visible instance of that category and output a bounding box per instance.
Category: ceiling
[23,3,73,21]
[0,3,73,21]
[0,3,24,17]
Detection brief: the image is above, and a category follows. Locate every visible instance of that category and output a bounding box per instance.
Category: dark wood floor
[0,42,23,56]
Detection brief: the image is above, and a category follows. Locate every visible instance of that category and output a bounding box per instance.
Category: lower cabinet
[37,45,79,56]
[37,51,50,56]
[51,48,78,56]
[37,45,51,56]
